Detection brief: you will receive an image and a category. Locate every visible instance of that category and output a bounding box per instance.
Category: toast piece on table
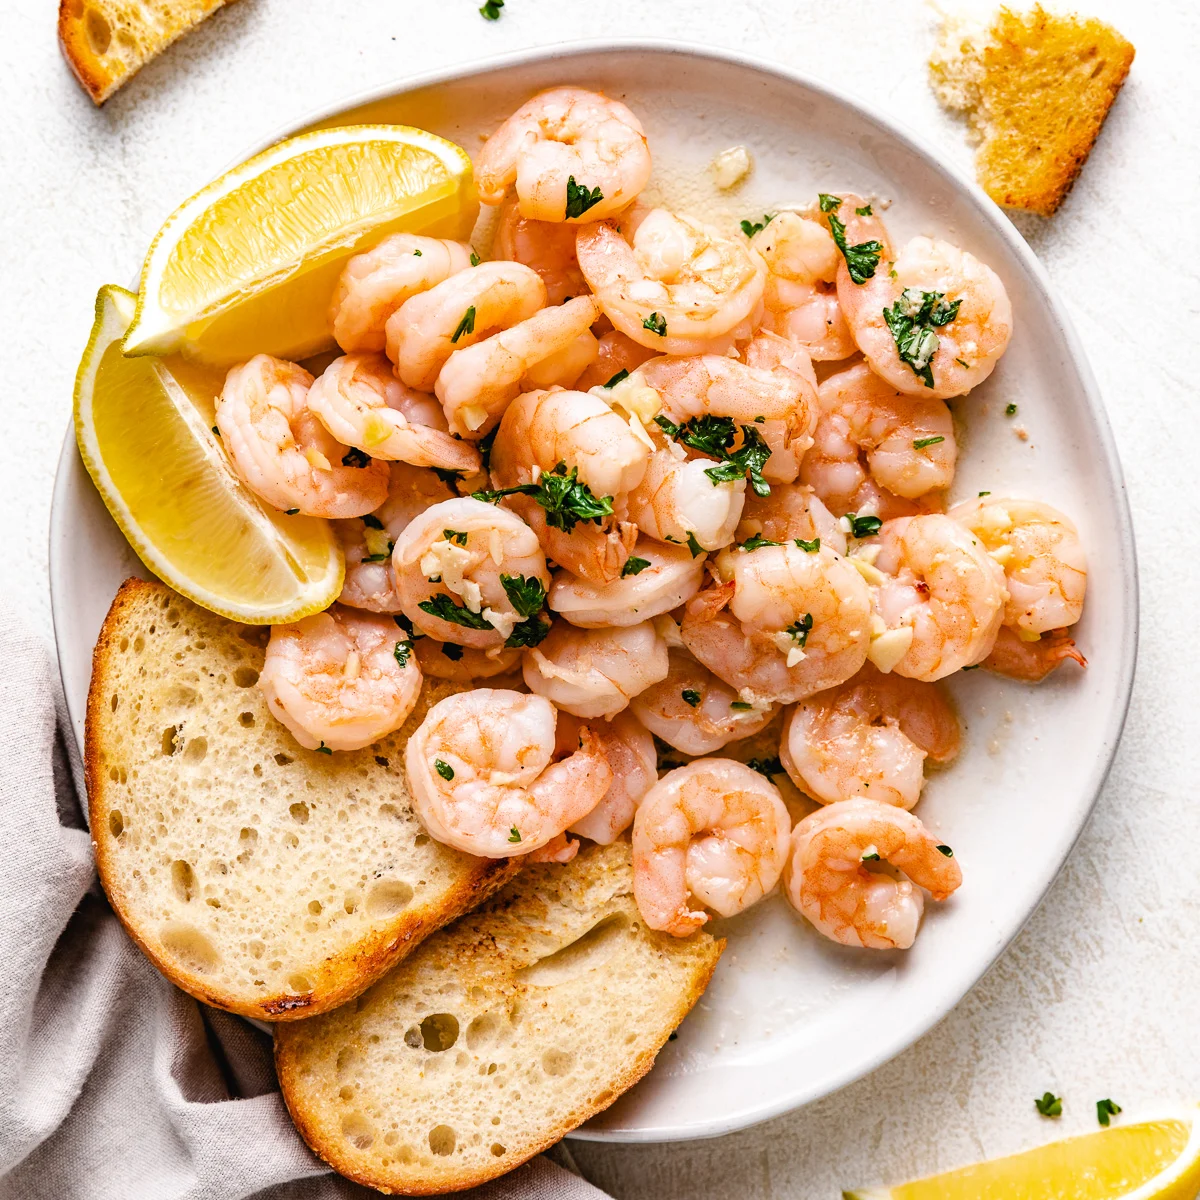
[86,577,519,1021]
[58,0,236,104]
[929,4,1134,215]
[275,842,724,1194]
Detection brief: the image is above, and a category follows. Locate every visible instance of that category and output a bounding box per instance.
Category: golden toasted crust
[275,843,724,1194]
[930,4,1134,216]
[86,578,521,1021]
[58,0,235,104]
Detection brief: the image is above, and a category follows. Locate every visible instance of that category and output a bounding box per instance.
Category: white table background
[2,1,1198,1195]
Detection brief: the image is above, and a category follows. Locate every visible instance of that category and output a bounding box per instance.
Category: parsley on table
[622,556,651,577]
[565,176,604,219]
[435,759,455,780]
[681,689,701,708]
[479,0,503,19]
[786,613,813,647]
[913,435,946,450]
[473,463,614,533]
[739,213,775,237]
[393,640,413,667]
[604,368,629,388]
[1097,1099,1122,1126]
[451,306,476,343]
[819,193,883,284]
[1035,1092,1063,1118]
[741,534,782,551]
[643,312,667,337]
[795,537,820,552]
[417,594,493,630]
[342,447,372,468]
[746,757,782,779]
[500,574,546,618]
[846,512,882,538]
[882,288,962,388]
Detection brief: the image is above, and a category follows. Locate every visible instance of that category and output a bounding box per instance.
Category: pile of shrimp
[213,86,1088,953]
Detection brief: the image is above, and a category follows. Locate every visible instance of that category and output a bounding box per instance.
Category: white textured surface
[2,0,1197,1195]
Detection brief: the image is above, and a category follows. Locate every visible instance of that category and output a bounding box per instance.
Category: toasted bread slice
[930,4,1134,216]
[275,842,723,1194]
[86,578,519,1020]
[58,0,235,104]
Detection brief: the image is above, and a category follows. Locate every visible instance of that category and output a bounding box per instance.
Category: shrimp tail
[685,581,735,623]
[527,832,581,863]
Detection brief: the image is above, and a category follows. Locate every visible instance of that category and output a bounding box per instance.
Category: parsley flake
[730,701,753,711]
[855,203,873,216]
[681,689,701,707]
[604,368,630,388]
[412,248,423,257]
[795,537,820,552]
[883,288,962,387]
[684,531,705,558]
[478,426,498,473]
[500,573,547,618]
[746,756,783,779]
[315,742,332,755]
[1096,1099,1122,1126]
[739,213,775,238]
[473,463,613,533]
[819,194,883,284]
[565,175,604,220]
[913,435,946,450]
[936,844,954,857]
[1006,403,1018,416]
[417,594,492,630]
[741,534,782,551]
[978,490,991,497]
[504,615,551,648]
[432,467,462,487]
[955,357,969,368]
[284,508,299,516]
[479,0,503,18]
[451,306,476,343]
[442,528,469,546]
[508,826,522,843]
[342,447,372,468]
[211,425,220,436]
[654,414,680,439]
[786,613,814,647]
[1035,1092,1063,1118]
[470,250,480,266]
[435,759,455,780]
[847,513,882,539]
[643,312,667,337]
[861,849,881,862]
[362,552,392,564]
[362,514,384,530]
[622,556,651,577]
[441,643,464,661]
[393,639,413,667]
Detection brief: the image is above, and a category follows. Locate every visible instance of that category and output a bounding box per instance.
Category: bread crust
[86,577,521,1021]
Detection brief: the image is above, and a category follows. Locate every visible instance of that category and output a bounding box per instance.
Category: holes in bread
[182,736,207,764]
[404,1025,423,1049]
[339,1086,353,1101]
[108,810,124,838]
[341,1112,376,1151]
[378,803,403,822]
[161,725,182,756]
[248,940,265,959]
[110,693,119,711]
[238,712,255,727]
[170,859,196,903]
[236,827,258,864]
[336,1045,359,1078]
[491,1144,506,1157]
[233,666,259,688]
[515,913,631,987]
[273,753,293,767]
[133,635,145,653]
[427,1125,456,1157]
[366,880,413,917]
[287,973,312,994]
[343,893,360,915]
[289,802,310,824]
[419,1013,459,1052]
[541,1048,575,1077]
[374,755,389,767]
[160,923,219,974]
[465,1012,500,1050]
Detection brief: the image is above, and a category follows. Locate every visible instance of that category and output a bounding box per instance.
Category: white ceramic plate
[50,41,1137,1143]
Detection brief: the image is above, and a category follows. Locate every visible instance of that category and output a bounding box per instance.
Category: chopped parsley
[504,614,551,648]
[211,425,220,436]
[473,463,613,533]
[861,849,881,862]
[684,531,705,558]
[658,414,772,497]
[1096,1099,1122,1126]
[412,248,423,257]
[362,513,384,530]
[565,175,604,220]
[855,203,873,216]
[479,0,503,18]
[746,756,783,779]
[284,508,299,516]
[730,701,753,711]
[478,426,498,473]
[882,288,962,388]
[604,368,630,388]
[417,594,492,630]
[739,213,775,238]
[442,528,469,546]
[342,447,372,468]
[978,490,991,497]
[362,550,392,564]
[820,193,883,284]
[795,537,820,552]
[432,467,462,487]
[786,613,813,647]
[315,742,332,755]
[470,250,481,266]
[440,643,464,661]
[955,357,969,368]
[936,844,954,857]
[681,689,701,708]
[846,512,882,539]
[913,435,946,450]
[393,639,413,667]
[643,312,667,337]
[622,556,651,577]
[435,759,455,780]
[654,414,680,439]
[1035,1092,1063,1118]
[741,533,782,551]
[1006,403,1018,416]
[701,424,772,498]
[961,664,981,671]
[508,826,522,843]
[451,306,476,343]
[393,613,418,637]
[500,573,547,618]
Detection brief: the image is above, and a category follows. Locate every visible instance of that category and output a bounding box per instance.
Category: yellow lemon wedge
[75,285,343,623]
[844,1109,1200,1200]
[122,124,477,364]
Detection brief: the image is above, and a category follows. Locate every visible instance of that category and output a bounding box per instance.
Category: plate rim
[49,37,1139,1144]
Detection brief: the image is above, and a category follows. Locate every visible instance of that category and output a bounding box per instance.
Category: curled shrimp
[635,350,817,484]
[576,210,767,355]
[632,759,792,936]
[405,689,613,857]
[981,625,1087,681]
[258,605,423,752]
[307,354,481,472]
[784,797,962,949]
[870,514,1007,680]
[337,463,455,612]
[493,195,589,305]
[436,296,601,438]
[329,234,474,353]
[391,496,550,648]
[552,711,656,846]
[475,87,651,222]
[413,638,522,682]
[385,261,546,392]
[631,649,778,755]
[682,542,872,705]
[828,196,1012,399]
[780,663,961,809]
[947,496,1086,635]
[751,211,856,361]
[489,387,647,584]
[215,354,390,518]
[574,330,656,391]
[522,618,670,719]
[737,481,847,552]
[548,537,707,628]
[802,362,956,516]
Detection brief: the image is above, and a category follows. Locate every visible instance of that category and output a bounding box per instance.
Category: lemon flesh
[76,285,343,623]
[123,125,477,364]
[845,1113,1200,1200]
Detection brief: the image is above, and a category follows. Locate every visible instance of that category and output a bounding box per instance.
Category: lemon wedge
[75,285,343,623]
[122,124,477,364]
[844,1109,1200,1200]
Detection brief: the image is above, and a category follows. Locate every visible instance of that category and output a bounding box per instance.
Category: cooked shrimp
[329,234,474,353]
[522,619,670,719]
[386,261,546,392]
[489,387,648,584]
[337,463,455,612]
[307,354,481,472]
[413,638,522,682]
[493,195,589,304]
[475,87,651,222]
[981,625,1087,681]
[392,496,550,648]
[784,797,962,949]
[575,330,656,391]
[215,355,390,518]
[258,605,423,752]
[632,759,791,936]
[870,514,1007,680]
[780,664,960,809]
[436,296,601,438]
[801,363,956,516]
[827,196,1012,399]
[751,212,856,361]
[737,481,846,552]
[557,711,657,845]
[631,649,778,755]
[635,351,817,484]
[406,689,612,857]
[548,538,707,628]
[576,210,767,355]
[947,497,1086,634]
[682,542,872,705]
